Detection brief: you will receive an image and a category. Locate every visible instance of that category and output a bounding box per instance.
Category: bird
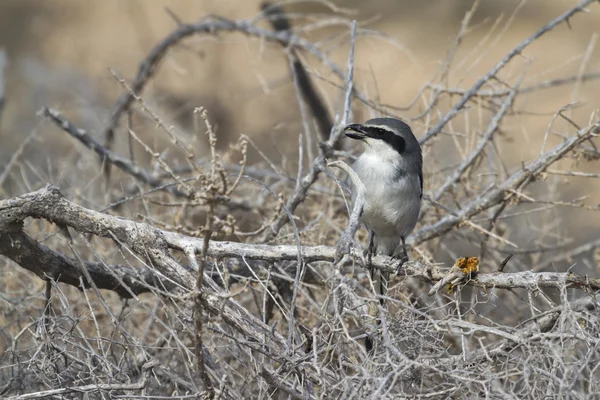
[344,117,423,350]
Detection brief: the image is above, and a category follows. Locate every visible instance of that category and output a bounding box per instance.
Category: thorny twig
[419,0,596,145]
[192,110,217,397]
[329,160,365,266]
[261,20,357,243]
[413,120,600,245]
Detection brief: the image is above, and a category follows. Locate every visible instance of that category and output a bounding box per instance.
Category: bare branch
[2,186,599,296]
[414,120,599,244]
[419,0,596,145]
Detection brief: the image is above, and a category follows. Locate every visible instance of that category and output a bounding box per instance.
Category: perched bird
[344,118,423,349]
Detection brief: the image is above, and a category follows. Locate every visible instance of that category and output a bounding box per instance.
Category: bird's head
[344,118,421,162]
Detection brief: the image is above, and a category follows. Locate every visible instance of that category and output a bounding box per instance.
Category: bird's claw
[391,252,409,274]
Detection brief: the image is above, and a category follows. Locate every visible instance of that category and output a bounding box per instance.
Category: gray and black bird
[344,118,423,349]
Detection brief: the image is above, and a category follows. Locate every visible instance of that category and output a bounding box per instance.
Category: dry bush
[1,1,600,399]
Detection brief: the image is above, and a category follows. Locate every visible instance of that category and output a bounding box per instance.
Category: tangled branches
[1,1,600,399]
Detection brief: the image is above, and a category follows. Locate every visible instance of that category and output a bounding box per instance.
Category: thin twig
[419,0,595,145]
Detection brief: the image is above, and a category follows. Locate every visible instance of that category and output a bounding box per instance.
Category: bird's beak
[344,124,368,140]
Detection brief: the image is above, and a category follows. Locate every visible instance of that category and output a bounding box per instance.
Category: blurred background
[1,1,598,161]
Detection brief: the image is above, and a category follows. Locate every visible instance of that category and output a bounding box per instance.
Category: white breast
[352,150,421,254]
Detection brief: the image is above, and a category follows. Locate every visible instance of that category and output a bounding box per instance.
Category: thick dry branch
[0,185,338,390]
[1,185,196,291]
[1,186,599,296]
[0,230,156,299]
[203,241,600,292]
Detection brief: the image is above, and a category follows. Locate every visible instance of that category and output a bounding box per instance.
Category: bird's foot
[364,230,375,264]
[391,251,409,274]
[363,247,376,264]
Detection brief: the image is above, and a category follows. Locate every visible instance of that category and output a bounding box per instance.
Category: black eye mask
[367,127,406,154]
[345,124,407,154]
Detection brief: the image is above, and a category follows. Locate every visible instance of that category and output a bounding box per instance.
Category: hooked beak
[344,124,368,140]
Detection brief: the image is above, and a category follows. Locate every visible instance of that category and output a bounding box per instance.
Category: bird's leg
[393,237,409,274]
[364,229,377,353]
[367,230,375,262]
[364,230,375,280]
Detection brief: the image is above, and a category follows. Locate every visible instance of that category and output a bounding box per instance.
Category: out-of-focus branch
[261,20,357,242]
[0,49,6,120]
[102,14,351,155]
[425,71,600,99]
[262,1,333,143]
